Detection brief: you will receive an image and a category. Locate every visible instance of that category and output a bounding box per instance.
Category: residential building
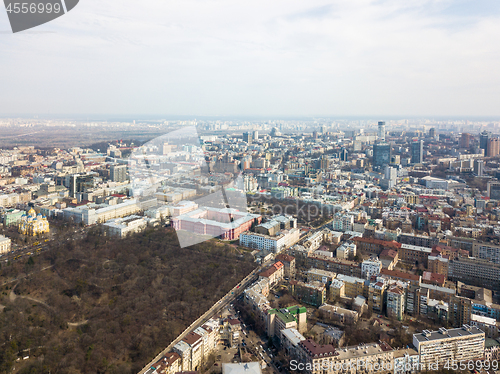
[275,253,296,278]
[267,306,307,337]
[427,254,449,277]
[448,256,500,291]
[150,352,181,374]
[336,242,356,260]
[307,268,336,285]
[399,243,432,267]
[386,285,405,321]
[102,215,147,238]
[413,326,485,370]
[239,228,300,253]
[289,280,326,307]
[472,241,500,264]
[318,303,359,324]
[393,348,420,374]
[258,261,285,287]
[448,295,473,328]
[361,256,382,279]
[110,164,128,182]
[281,328,306,357]
[0,235,11,254]
[470,314,499,338]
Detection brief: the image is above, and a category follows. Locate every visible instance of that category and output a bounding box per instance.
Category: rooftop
[413,326,484,343]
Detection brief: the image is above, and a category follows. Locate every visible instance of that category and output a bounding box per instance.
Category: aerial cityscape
[1,117,500,373]
[2,0,500,373]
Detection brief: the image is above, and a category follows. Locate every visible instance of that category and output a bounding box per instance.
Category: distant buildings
[103,215,148,238]
[373,143,391,169]
[110,164,128,182]
[410,140,424,164]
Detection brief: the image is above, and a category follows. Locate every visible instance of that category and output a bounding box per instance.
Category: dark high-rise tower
[411,140,424,164]
[373,143,391,168]
[480,131,490,155]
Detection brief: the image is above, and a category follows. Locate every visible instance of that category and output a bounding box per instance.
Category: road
[138,261,271,374]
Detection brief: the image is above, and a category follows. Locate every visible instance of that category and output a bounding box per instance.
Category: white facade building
[361,256,382,279]
[0,235,11,254]
[239,228,300,253]
[103,215,147,238]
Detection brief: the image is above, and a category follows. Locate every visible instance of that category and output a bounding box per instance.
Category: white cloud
[0,0,499,116]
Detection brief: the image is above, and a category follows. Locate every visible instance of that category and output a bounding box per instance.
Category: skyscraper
[411,140,424,164]
[487,137,500,157]
[480,131,490,154]
[110,164,128,182]
[474,159,484,176]
[460,133,472,148]
[429,128,436,138]
[243,132,253,144]
[378,121,386,141]
[373,143,391,168]
[340,148,348,162]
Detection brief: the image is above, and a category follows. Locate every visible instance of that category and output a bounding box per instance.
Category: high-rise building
[460,133,472,148]
[488,181,500,200]
[474,159,484,176]
[411,140,424,164]
[319,155,329,170]
[487,137,500,157]
[429,128,436,138]
[480,131,490,154]
[243,132,253,144]
[449,295,472,327]
[252,130,259,141]
[373,143,391,169]
[340,148,348,162]
[110,164,128,183]
[378,121,386,141]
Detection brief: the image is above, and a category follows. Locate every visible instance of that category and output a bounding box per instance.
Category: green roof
[276,310,296,324]
[287,305,307,315]
[268,308,297,324]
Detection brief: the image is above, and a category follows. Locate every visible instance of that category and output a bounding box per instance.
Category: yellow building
[18,208,50,236]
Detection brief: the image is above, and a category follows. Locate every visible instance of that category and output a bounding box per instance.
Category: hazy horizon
[1,0,500,117]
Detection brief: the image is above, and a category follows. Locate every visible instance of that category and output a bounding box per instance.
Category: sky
[0,0,499,118]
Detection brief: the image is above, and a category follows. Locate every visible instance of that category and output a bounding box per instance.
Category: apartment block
[399,243,432,267]
[275,253,296,278]
[306,268,337,285]
[413,326,485,370]
[427,254,449,277]
[472,241,500,264]
[318,303,359,324]
[239,228,300,253]
[306,253,362,278]
[267,306,307,337]
[289,280,326,307]
[258,261,285,287]
[386,285,405,321]
[448,256,500,291]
